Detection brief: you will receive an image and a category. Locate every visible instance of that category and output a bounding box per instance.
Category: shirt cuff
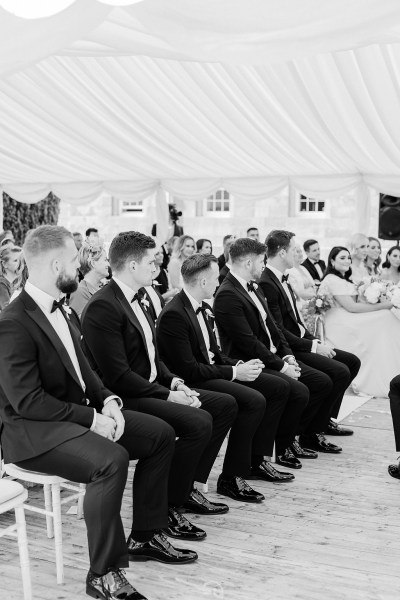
[231,366,237,381]
[90,408,97,431]
[104,395,123,408]
[280,362,289,373]
[311,340,319,353]
[282,355,295,362]
[171,377,184,391]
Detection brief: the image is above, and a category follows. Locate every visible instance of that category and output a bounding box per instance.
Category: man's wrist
[104,395,123,409]
[231,366,237,381]
[90,408,97,431]
[171,378,184,391]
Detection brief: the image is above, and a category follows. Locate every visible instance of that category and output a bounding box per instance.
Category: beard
[56,269,79,295]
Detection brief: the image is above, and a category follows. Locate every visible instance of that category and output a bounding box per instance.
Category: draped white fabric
[1,2,400,204]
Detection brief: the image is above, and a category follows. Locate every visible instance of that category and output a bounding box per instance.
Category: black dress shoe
[182,487,229,514]
[217,474,264,503]
[127,532,198,563]
[86,568,147,599]
[300,433,342,454]
[276,447,302,469]
[250,460,295,482]
[325,419,354,436]
[388,464,400,480]
[161,507,206,541]
[290,440,318,459]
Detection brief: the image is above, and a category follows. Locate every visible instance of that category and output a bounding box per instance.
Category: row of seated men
[0,227,360,600]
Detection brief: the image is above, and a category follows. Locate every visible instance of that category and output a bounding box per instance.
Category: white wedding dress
[321,274,400,397]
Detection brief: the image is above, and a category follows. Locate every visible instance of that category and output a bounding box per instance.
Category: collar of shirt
[183,288,202,312]
[229,270,252,292]
[266,264,287,283]
[25,280,63,313]
[112,276,137,304]
[310,258,320,264]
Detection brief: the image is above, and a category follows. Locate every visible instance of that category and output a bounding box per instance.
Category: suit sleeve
[0,318,94,427]
[258,280,313,352]
[214,288,286,370]
[156,308,233,383]
[82,298,171,400]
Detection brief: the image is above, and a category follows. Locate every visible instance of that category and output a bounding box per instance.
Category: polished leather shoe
[388,464,400,480]
[161,507,206,541]
[276,447,302,469]
[86,568,146,599]
[250,460,294,482]
[217,474,264,503]
[182,487,229,514]
[127,531,198,563]
[290,440,318,459]
[325,419,354,436]
[300,433,342,454]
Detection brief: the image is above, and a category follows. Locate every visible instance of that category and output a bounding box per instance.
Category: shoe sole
[248,474,294,483]
[128,553,198,564]
[161,529,207,541]
[275,461,302,470]
[182,506,229,515]
[216,489,264,503]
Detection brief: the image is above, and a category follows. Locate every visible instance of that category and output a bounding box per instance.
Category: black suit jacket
[213,272,293,371]
[301,258,326,281]
[81,279,177,400]
[0,290,113,463]
[156,290,237,384]
[258,268,315,352]
[218,264,230,285]
[151,223,183,238]
[143,284,166,324]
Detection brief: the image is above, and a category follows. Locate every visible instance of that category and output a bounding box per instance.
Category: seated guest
[218,234,234,270]
[286,245,316,308]
[388,375,400,479]
[0,230,15,248]
[196,238,213,255]
[153,246,178,300]
[0,245,22,310]
[0,225,197,600]
[247,227,260,241]
[144,265,166,323]
[347,233,369,284]
[302,239,326,283]
[9,253,29,303]
[72,232,83,250]
[85,227,100,245]
[157,254,297,494]
[82,232,237,525]
[260,230,360,437]
[168,235,196,290]
[381,245,400,285]
[214,238,340,466]
[69,242,110,318]
[365,237,382,276]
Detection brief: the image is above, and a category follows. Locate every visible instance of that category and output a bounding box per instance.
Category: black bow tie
[131,289,145,304]
[247,281,258,293]
[281,274,289,283]
[196,302,209,315]
[51,297,66,313]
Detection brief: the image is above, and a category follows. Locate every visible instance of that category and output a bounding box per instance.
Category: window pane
[224,190,229,200]
[207,201,213,211]
[223,202,230,211]
[309,201,316,211]
[215,201,222,211]
[318,201,325,212]
[216,190,222,200]
[300,201,307,212]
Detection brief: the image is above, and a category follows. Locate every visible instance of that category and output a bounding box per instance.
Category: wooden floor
[1,396,400,600]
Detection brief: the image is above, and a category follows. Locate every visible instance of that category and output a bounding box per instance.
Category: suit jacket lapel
[228,274,270,335]
[21,291,83,390]
[179,291,210,364]
[266,269,299,326]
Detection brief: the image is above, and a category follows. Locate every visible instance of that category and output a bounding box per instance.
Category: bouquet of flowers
[303,290,332,343]
[386,282,400,320]
[356,276,391,304]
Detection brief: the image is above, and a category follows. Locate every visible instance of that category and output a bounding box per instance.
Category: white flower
[389,287,400,308]
[63,305,72,318]
[315,298,323,308]
[141,298,150,308]
[364,282,381,304]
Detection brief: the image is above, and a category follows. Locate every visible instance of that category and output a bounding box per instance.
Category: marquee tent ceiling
[2,0,400,204]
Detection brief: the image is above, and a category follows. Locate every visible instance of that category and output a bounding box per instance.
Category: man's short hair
[109,231,155,272]
[181,254,217,284]
[246,227,259,235]
[303,239,318,253]
[265,230,295,258]
[85,227,98,237]
[229,238,266,263]
[73,232,82,238]
[23,225,73,261]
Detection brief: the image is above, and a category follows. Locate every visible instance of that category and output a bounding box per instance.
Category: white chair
[0,479,32,600]
[2,461,85,585]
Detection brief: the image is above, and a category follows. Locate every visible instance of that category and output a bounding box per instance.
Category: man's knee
[103,442,130,476]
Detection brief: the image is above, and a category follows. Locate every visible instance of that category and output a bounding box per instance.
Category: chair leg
[14,505,32,600]
[51,484,64,584]
[43,483,53,539]
[77,483,85,520]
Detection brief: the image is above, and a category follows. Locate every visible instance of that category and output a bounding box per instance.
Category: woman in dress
[286,244,317,330]
[347,233,369,284]
[380,245,400,285]
[321,246,400,397]
[365,237,382,276]
[0,245,22,310]
[69,242,109,317]
[167,235,195,290]
[196,238,213,255]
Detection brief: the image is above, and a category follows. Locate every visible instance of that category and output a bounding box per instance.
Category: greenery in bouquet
[303,291,332,317]
[356,276,392,304]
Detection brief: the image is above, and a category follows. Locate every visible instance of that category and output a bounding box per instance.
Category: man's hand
[168,390,202,408]
[93,413,117,441]
[236,360,263,382]
[316,344,336,358]
[285,364,301,380]
[102,399,125,441]
[176,382,200,398]
[284,355,299,367]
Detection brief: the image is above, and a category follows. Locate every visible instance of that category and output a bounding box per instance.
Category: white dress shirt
[145,284,163,318]
[311,259,324,280]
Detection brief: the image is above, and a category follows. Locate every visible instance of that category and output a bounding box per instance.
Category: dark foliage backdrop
[3,192,61,245]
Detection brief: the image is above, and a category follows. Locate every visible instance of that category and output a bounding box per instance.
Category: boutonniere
[205,308,214,319]
[141,298,150,310]
[63,305,72,319]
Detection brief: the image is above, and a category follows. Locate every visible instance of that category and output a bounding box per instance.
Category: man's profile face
[56,237,80,295]
[132,248,157,287]
[87,232,99,245]
[73,234,83,250]
[250,253,265,281]
[247,229,259,242]
[307,243,320,261]
[202,262,219,298]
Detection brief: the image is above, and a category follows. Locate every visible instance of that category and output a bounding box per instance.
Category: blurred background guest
[0,230,15,248]
[365,236,382,276]
[9,253,29,303]
[69,242,109,317]
[381,245,400,284]
[0,245,22,310]
[246,227,260,241]
[153,246,179,302]
[218,234,234,270]
[85,227,100,245]
[168,235,195,290]
[347,233,369,283]
[72,231,83,250]
[196,238,213,255]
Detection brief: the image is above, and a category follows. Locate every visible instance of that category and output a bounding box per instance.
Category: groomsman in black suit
[388,375,400,478]
[0,225,198,600]
[259,230,361,439]
[156,254,299,498]
[82,232,237,525]
[214,238,343,468]
[302,239,327,282]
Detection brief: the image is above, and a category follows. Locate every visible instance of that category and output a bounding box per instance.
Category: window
[206,189,231,213]
[299,195,325,213]
[121,200,144,213]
